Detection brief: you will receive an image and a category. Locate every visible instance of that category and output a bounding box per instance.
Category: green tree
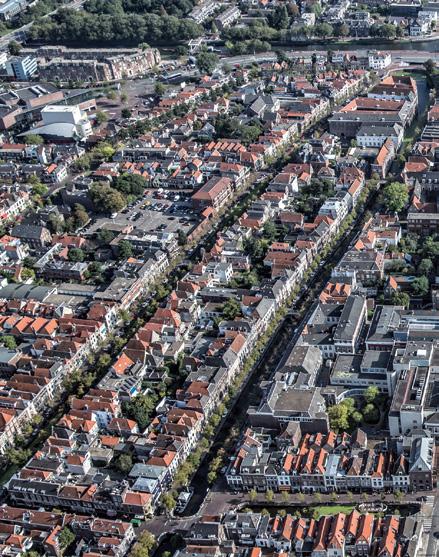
[271,5,289,29]
[177,229,187,246]
[391,291,410,308]
[154,82,166,97]
[118,240,133,259]
[418,258,433,276]
[95,110,108,125]
[73,203,89,228]
[334,22,349,37]
[161,491,176,513]
[58,527,75,550]
[364,386,379,404]
[93,142,115,160]
[21,268,35,281]
[1,335,16,349]
[24,134,44,145]
[113,174,147,196]
[97,228,115,246]
[265,488,274,502]
[328,398,356,431]
[315,22,333,38]
[382,182,408,213]
[424,58,436,76]
[98,353,112,369]
[121,108,132,119]
[222,298,241,320]
[412,275,429,296]
[123,393,157,431]
[90,183,126,214]
[249,488,257,502]
[8,40,21,55]
[68,248,85,262]
[262,220,277,243]
[196,48,219,74]
[130,531,157,557]
[115,453,133,473]
[32,183,48,197]
[363,403,379,423]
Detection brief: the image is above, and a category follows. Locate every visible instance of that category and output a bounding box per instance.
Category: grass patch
[313,504,355,517]
[392,70,425,77]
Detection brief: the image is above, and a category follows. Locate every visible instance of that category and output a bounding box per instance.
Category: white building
[356,123,403,149]
[368,50,392,70]
[25,104,92,141]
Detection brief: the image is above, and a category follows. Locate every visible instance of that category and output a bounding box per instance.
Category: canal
[287,38,439,52]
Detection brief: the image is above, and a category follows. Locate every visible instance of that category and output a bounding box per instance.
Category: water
[291,38,439,52]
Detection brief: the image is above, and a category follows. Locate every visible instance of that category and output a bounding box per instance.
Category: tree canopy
[113,173,147,196]
[90,183,126,214]
[382,182,409,213]
[30,7,202,46]
[196,48,219,74]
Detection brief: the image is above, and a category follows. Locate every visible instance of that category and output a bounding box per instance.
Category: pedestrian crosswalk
[423,518,432,533]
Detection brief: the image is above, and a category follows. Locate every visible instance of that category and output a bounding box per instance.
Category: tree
[391,291,410,308]
[118,240,133,259]
[315,23,333,38]
[93,142,115,161]
[32,183,48,197]
[73,204,89,227]
[1,335,16,349]
[265,488,274,502]
[262,220,277,243]
[97,353,111,369]
[418,258,433,276]
[154,82,166,97]
[271,5,289,29]
[249,488,257,502]
[364,386,379,404]
[123,393,157,431]
[8,40,21,55]
[222,298,241,320]
[363,403,379,423]
[161,491,176,513]
[121,108,132,118]
[286,2,299,17]
[424,58,436,76]
[382,182,409,213]
[328,398,356,431]
[196,48,219,74]
[90,183,126,214]
[352,411,363,424]
[113,174,147,196]
[177,229,187,246]
[412,275,429,296]
[24,134,44,145]
[21,268,35,281]
[95,110,109,125]
[130,531,157,557]
[68,248,85,262]
[115,453,133,473]
[107,90,117,100]
[58,527,75,550]
[334,22,349,37]
[97,228,115,246]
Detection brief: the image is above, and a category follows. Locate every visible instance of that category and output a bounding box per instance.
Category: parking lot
[86,191,201,236]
